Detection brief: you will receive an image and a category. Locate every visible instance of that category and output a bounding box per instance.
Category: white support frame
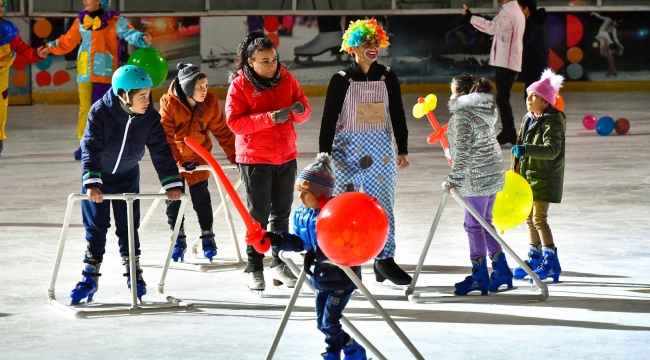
[266,252,424,360]
[405,188,549,303]
[138,164,257,272]
[48,193,193,318]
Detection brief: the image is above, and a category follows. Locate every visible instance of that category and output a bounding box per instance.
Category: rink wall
[6,11,650,105]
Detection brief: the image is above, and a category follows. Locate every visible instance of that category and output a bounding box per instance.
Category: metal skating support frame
[139,165,253,272]
[266,252,424,360]
[48,193,194,318]
[406,188,549,303]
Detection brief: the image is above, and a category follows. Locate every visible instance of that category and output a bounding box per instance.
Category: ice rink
[0,91,649,359]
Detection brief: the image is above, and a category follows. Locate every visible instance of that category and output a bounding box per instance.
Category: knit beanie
[176,62,204,100]
[526,68,564,106]
[297,153,335,200]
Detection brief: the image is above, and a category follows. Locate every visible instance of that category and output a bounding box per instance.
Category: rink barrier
[47,193,194,318]
[265,252,425,360]
[405,187,549,303]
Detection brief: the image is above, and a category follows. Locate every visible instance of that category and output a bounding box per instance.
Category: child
[510,68,565,282]
[263,153,367,360]
[0,0,45,156]
[444,74,511,296]
[70,65,182,305]
[160,62,236,263]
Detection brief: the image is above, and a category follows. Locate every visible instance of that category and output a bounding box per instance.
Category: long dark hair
[230,30,275,82]
[452,74,494,96]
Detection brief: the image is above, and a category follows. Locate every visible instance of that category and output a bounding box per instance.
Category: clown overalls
[331,69,397,259]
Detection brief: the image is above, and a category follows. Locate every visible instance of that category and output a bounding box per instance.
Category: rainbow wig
[340,19,390,55]
[101,0,111,10]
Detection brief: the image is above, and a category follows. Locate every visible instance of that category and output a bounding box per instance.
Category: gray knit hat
[297,153,335,200]
[176,62,204,100]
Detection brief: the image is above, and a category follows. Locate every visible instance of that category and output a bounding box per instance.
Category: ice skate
[248,270,266,294]
[343,338,367,360]
[294,31,350,66]
[201,230,217,262]
[531,246,562,283]
[374,258,412,287]
[454,257,489,296]
[488,251,514,292]
[272,263,297,288]
[69,263,101,305]
[122,256,147,302]
[513,244,542,280]
[321,351,340,360]
[171,233,187,262]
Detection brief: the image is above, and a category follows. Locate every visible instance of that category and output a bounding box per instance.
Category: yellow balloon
[412,103,426,119]
[492,171,533,232]
[424,94,437,112]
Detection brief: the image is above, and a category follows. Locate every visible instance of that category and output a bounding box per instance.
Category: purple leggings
[464,194,502,260]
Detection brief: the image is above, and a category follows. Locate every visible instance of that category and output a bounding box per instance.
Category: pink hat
[526,68,564,106]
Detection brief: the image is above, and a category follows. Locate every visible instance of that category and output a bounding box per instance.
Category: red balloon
[263,16,280,33]
[253,236,271,253]
[615,118,630,135]
[583,115,597,130]
[316,192,388,266]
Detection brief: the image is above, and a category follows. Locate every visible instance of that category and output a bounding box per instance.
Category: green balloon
[127,47,168,88]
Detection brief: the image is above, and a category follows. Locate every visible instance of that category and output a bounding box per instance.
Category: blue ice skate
[488,251,513,292]
[343,339,367,360]
[321,351,340,360]
[123,257,147,302]
[202,230,217,262]
[531,247,562,283]
[171,235,187,262]
[513,244,542,280]
[454,257,489,296]
[70,264,101,305]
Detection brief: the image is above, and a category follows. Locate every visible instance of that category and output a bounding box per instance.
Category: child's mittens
[303,249,316,276]
[262,231,284,247]
[182,162,199,171]
[511,145,526,158]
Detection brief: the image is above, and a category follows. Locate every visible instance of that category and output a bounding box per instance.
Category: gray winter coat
[445,92,505,197]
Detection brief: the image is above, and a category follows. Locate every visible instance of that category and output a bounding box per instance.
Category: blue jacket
[81,89,182,190]
[272,205,362,291]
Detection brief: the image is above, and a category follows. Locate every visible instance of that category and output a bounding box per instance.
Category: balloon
[596,116,615,136]
[183,137,267,251]
[412,103,426,118]
[582,115,597,130]
[127,47,168,88]
[492,171,533,232]
[423,94,438,112]
[554,93,565,112]
[615,118,630,135]
[316,192,388,266]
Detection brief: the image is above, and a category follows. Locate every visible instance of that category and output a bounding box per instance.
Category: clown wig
[340,19,390,55]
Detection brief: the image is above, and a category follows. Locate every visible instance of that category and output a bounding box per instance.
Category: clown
[319,19,411,286]
[38,0,152,160]
[0,0,44,156]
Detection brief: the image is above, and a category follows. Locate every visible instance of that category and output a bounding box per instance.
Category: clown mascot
[319,19,412,286]
[38,0,151,160]
[0,0,44,156]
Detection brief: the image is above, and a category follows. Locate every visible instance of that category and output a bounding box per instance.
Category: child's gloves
[303,249,316,276]
[511,145,526,158]
[273,107,292,124]
[291,101,305,115]
[182,162,199,171]
[262,231,283,247]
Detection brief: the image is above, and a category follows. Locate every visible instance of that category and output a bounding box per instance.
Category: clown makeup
[83,0,101,11]
[526,91,549,116]
[354,35,380,63]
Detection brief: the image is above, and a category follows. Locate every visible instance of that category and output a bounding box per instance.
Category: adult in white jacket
[463,1,525,145]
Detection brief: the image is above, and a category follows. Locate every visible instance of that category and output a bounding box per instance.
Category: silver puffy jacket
[445,92,505,197]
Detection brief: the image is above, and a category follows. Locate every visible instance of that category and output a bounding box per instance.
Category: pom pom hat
[340,19,390,55]
[526,68,564,106]
[176,62,204,100]
[297,153,335,201]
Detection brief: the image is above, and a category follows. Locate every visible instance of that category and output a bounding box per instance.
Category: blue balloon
[596,116,615,136]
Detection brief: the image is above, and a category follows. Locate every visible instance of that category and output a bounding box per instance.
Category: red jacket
[225,65,311,165]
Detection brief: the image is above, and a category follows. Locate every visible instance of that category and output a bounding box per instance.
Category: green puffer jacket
[513,109,566,203]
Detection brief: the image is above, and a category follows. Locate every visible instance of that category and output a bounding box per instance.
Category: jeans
[316,289,353,355]
[495,66,518,131]
[166,178,213,232]
[81,166,141,263]
[239,159,297,272]
[464,194,502,259]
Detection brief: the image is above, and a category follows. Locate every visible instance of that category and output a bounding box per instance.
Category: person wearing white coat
[463,0,525,145]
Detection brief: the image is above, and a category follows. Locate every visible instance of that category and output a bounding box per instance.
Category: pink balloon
[582,115,597,130]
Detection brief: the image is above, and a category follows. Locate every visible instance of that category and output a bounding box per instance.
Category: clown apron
[331,69,397,259]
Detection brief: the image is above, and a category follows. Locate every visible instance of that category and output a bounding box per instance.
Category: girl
[444,74,511,295]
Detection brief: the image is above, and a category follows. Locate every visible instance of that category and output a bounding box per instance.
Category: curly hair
[340,19,390,55]
[229,30,275,82]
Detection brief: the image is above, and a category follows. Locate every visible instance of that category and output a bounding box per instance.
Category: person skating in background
[517,0,549,101]
[463,1,525,145]
[70,65,182,305]
[0,0,45,156]
[444,74,510,295]
[226,31,312,292]
[37,0,151,160]
[510,69,566,283]
[591,12,623,77]
[160,62,236,263]
[320,19,412,286]
[263,153,367,360]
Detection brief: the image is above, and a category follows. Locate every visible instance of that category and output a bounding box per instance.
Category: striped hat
[297,153,335,200]
[176,62,204,100]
